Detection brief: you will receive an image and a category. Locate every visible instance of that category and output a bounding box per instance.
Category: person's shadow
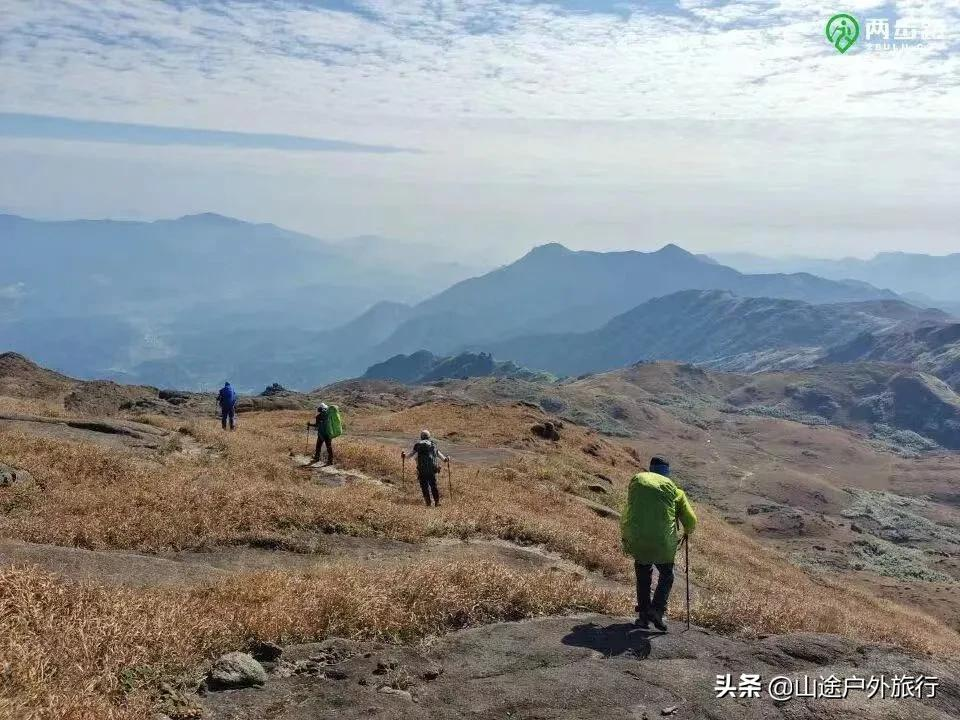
[561,622,653,659]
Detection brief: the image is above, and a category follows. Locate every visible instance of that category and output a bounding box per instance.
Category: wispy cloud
[0,1,957,257]
[1,0,957,130]
[0,282,26,300]
[0,113,416,153]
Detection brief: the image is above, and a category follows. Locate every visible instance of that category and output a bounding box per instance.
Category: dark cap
[649,456,670,475]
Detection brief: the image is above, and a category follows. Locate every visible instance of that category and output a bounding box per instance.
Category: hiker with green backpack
[310,403,343,466]
[620,456,697,631]
[403,430,448,507]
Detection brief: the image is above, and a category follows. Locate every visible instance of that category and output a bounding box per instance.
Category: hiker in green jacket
[620,456,697,631]
[310,403,335,466]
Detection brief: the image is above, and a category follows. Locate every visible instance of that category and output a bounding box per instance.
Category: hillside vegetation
[1,356,959,718]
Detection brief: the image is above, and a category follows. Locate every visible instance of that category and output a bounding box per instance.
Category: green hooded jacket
[620,471,697,564]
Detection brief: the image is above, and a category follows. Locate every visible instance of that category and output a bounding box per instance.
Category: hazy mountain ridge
[0,213,483,387]
[482,290,950,380]
[1,216,914,389]
[363,350,552,384]
[711,250,960,307]
[386,243,899,351]
[264,245,911,388]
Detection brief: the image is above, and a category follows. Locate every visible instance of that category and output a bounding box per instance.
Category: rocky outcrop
[200,615,959,719]
[364,350,440,383]
[0,462,33,488]
[532,421,561,441]
[206,652,268,691]
[260,383,289,397]
[364,351,551,385]
[249,640,283,662]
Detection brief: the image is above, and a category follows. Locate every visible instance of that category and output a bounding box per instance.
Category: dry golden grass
[0,412,628,574]
[0,560,623,720]
[350,401,637,462]
[4,405,960,654]
[2,400,960,720]
[0,395,64,417]
[687,514,959,657]
[350,401,532,445]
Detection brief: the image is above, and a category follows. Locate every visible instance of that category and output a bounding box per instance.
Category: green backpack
[324,405,343,439]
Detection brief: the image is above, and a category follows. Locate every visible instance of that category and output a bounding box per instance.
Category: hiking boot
[634,605,650,628]
[647,608,668,632]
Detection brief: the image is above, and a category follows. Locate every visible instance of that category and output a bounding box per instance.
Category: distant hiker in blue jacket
[217,382,238,431]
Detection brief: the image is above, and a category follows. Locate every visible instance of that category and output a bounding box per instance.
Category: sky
[0,0,958,262]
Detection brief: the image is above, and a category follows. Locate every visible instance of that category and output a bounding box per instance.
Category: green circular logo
[826,14,860,53]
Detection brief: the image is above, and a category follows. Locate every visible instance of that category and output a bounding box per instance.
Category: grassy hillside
[2,357,959,717]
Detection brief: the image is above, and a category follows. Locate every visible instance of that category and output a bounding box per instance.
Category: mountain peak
[174,212,249,226]
[0,351,38,368]
[525,243,572,258]
[655,243,696,258]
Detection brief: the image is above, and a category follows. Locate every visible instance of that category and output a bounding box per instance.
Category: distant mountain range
[0,213,483,386]
[710,251,960,308]
[481,290,955,379]
[3,213,932,390]
[367,243,899,360]
[230,242,908,389]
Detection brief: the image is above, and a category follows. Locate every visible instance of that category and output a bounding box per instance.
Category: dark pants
[635,561,675,614]
[221,407,236,430]
[313,434,334,464]
[418,471,440,506]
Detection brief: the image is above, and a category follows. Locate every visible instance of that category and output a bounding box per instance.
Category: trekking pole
[305,422,311,456]
[401,452,407,488]
[682,534,691,631]
[446,458,454,501]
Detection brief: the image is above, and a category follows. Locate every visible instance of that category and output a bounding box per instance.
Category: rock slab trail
[200,614,959,720]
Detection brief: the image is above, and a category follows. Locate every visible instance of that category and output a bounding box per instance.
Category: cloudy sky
[1,0,958,261]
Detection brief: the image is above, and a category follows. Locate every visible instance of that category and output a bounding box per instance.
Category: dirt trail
[0,534,627,593]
